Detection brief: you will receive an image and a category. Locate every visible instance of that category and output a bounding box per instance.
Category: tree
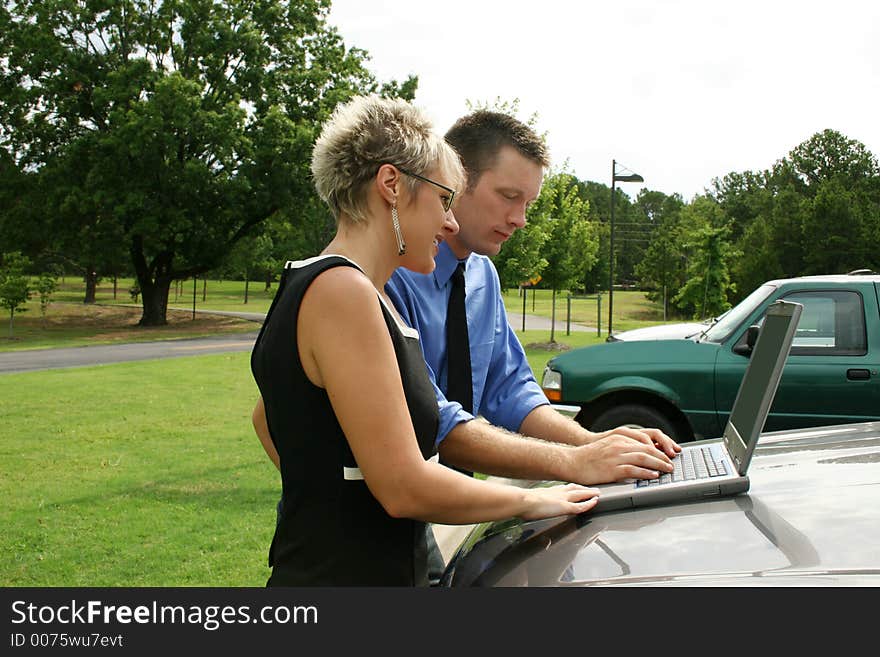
[493,215,549,292]
[533,172,598,342]
[227,231,275,304]
[712,130,880,300]
[268,195,336,273]
[634,192,686,318]
[569,180,606,292]
[574,179,641,293]
[708,169,770,243]
[0,149,45,259]
[787,129,879,188]
[0,0,415,325]
[671,199,739,319]
[36,272,59,327]
[0,251,31,337]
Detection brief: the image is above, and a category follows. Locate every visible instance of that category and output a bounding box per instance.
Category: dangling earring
[391,203,406,256]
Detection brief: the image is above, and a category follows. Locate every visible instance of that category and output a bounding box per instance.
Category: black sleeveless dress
[250,255,439,586]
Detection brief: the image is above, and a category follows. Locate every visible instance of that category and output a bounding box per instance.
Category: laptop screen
[724,300,803,473]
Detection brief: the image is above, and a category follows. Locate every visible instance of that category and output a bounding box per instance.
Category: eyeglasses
[396,166,456,212]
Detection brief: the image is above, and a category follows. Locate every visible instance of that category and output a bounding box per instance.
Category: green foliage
[711,129,880,301]
[269,196,336,269]
[35,272,58,322]
[574,179,644,292]
[671,202,740,319]
[527,171,598,341]
[787,128,879,187]
[535,172,598,291]
[572,180,609,292]
[0,0,409,326]
[0,251,32,336]
[634,193,687,316]
[227,231,275,303]
[493,212,549,291]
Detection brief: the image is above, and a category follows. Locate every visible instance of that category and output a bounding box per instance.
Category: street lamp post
[608,159,644,337]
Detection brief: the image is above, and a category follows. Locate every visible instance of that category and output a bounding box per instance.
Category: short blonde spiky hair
[311,95,465,223]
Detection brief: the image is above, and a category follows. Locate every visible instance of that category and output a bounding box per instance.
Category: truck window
[783,290,867,356]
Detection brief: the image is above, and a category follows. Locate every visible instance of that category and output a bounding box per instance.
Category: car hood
[608,322,707,342]
[442,421,880,586]
[551,337,719,371]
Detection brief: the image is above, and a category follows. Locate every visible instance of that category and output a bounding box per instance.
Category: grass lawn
[0,352,276,586]
[503,287,686,335]
[518,330,605,376]
[53,275,277,314]
[0,332,589,586]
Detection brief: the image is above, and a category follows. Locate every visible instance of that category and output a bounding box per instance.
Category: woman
[250,95,598,586]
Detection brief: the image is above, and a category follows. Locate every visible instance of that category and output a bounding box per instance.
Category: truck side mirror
[746,324,760,349]
[733,324,760,356]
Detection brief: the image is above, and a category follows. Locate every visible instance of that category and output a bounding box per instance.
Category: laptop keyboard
[636,444,728,487]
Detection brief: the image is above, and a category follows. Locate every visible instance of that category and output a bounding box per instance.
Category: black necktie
[446,261,473,414]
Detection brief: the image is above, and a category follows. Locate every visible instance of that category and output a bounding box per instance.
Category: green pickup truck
[542,272,880,442]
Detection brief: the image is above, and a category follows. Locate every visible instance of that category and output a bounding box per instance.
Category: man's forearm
[517,403,595,447]
[438,418,573,482]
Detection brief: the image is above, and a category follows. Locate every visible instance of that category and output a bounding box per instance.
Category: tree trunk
[113,275,118,300]
[202,278,207,302]
[244,274,249,305]
[550,288,557,343]
[83,269,98,304]
[138,277,171,326]
[8,309,13,338]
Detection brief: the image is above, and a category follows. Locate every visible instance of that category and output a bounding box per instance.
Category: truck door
[715,288,880,432]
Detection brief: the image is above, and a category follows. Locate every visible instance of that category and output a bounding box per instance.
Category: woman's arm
[252,397,280,471]
[299,267,598,524]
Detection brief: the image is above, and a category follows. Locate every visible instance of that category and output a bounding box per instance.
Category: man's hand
[565,434,676,486]
[588,425,681,458]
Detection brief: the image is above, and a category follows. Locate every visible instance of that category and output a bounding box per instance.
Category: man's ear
[375,164,401,205]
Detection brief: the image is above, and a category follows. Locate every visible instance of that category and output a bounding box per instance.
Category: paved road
[172,306,595,333]
[0,331,261,375]
[0,308,593,374]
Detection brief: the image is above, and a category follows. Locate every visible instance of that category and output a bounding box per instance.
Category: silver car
[440,421,880,586]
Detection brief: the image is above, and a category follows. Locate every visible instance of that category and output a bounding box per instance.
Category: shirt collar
[433,241,469,288]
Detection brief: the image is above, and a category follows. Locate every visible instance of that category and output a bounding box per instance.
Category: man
[380,110,678,583]
[384,110,678,487]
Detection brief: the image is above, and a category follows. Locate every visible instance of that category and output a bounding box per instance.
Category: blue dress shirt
[385,241,549,446]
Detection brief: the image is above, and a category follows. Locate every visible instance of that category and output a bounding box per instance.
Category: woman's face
[399,167,459,274]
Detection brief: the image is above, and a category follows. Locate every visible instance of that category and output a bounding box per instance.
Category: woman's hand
[519,483,600,520]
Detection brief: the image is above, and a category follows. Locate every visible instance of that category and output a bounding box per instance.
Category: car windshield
[700,284,777,343]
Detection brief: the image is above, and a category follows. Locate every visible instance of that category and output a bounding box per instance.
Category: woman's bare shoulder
[301,264,380,322]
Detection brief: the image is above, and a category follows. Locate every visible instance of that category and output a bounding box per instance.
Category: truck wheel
[590,404,680,440]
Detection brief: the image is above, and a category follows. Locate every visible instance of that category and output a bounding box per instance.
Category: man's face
[446,145,544,259]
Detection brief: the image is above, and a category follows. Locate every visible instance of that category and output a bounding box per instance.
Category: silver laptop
[594,299,803,512]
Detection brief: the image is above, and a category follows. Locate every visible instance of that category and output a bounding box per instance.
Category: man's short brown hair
[444,110,549,190]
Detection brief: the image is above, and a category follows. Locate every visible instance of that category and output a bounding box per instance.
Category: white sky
[327,0,880,201]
